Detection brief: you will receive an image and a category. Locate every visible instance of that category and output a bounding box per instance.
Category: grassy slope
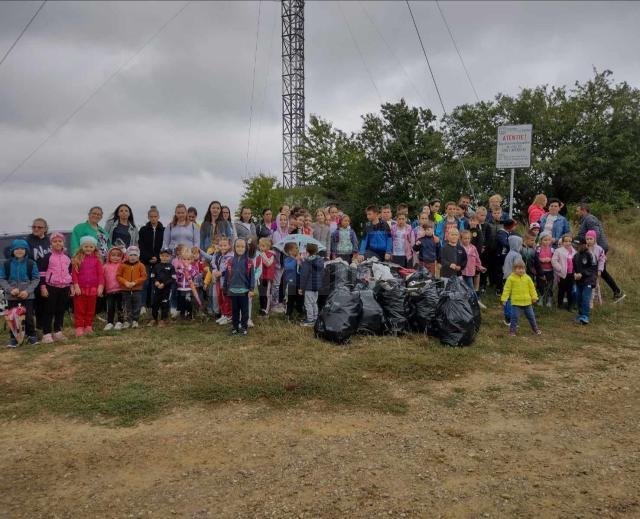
[1,210,638,426]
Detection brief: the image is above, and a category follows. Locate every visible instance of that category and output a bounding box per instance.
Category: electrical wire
[244,0,262,178]
[405,0,475,199]
[337,2,431,204]
[0,1,192,186]
[0,0,47,70]
[435,0,480,103]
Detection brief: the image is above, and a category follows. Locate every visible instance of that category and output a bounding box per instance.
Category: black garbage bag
[355,261,375,288]
[314,287,363,344]
[320,260,356,296]
[405,266,432,287]
[407,280,443,335]
[435,276,477,346]
[373,280,408,334]
[357,289,385,335]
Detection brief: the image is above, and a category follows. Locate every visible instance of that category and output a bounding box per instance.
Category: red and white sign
[496,125,532,169]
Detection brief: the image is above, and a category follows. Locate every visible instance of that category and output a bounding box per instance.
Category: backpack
[4,258,36,281]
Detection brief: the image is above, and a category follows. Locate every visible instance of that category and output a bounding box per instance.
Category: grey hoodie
[503,235,523,279]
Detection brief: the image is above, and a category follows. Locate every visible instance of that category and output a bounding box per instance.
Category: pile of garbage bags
[314,258,481,346]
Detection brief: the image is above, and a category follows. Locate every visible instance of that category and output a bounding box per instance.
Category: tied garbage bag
[356,261,375,288]
[357,289,385,335]
[314,287,363,344]
[405,266,432,286]
[373,280,408,335]
[435,276,477,346]
[407,280,443,335]
[321,259,356,296]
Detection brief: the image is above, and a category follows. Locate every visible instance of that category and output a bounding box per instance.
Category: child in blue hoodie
[299,243,324,326]
[358,205,392,262]
[283,242,304,320]
[0,239,40,346]
[224,238,255,336]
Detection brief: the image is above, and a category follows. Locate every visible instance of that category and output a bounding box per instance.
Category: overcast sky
[1,0,638,232]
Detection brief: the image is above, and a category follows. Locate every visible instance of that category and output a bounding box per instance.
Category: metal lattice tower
[281,0,305,188]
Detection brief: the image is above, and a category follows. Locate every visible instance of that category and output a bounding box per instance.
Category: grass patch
[519,374,547,391]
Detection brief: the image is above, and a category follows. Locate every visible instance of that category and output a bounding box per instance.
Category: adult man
[458,195,475,219]
[575,203,625,302]
[539,198,570,244]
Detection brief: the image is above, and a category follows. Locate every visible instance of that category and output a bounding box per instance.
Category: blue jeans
[503,298,512,322]
[510,304,538,332]
[575,283,593,322]
[463,275,478,300]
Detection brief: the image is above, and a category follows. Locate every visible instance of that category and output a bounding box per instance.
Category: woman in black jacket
[138,206,165,309]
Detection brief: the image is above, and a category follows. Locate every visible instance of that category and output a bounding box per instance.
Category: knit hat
[126,245,140,257]
[50,231,65,243]
[529,222,540,230]
[539,231,552,240]
[586,230,597,239]
[79,235,98,247]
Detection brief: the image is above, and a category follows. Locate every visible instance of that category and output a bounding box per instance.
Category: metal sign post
[496,124,532,218]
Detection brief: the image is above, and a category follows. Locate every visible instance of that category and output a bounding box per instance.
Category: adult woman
[221,205,237,240]
[528,194,547,226]
[256,208,274,239]
[200,201,233,250]
[234,207,257,244]
[104,204,138,249]
[162,204,199,253]
[25,217,51,330]
[71,207,110,257]
[539,198,570,245]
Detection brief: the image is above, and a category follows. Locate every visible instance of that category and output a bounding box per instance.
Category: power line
[405,0,475,199]
[0,1,191,187]
[244,0,262,178]
[435,0,480,103]
[0,0,47,70]
[405,0,446,116]
[336,2,430,204]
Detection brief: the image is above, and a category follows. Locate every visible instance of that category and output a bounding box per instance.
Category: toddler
[40,232,72,343]
[501,259,541,336]
[116,246,147,328]
[71,236,104,337]
[103,247,124,330]
[299,243,324,326]
[149,248,176,327]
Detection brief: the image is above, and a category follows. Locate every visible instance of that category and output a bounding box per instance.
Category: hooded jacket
[224,253,255,294]
[103,247,123,294]
[300,255,324,292]
[138,221,165,265]
[551,245,575,280]
[503,235,523,279]
[41,249,72,289]
[0,240,40,300]
[461,243,483,277]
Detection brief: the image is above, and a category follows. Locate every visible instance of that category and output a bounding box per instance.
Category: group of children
[1,197,615,346]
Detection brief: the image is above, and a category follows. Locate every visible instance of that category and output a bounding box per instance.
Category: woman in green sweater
[71,206,110,258]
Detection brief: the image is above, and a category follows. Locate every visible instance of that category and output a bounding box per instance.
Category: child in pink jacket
[461,230,487,309]
[103,247,124,331]
[71,235,104,337]
[40,232,72,343]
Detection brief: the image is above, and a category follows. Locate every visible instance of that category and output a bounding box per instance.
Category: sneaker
[28,336,39,345]
[229,328,239,336]
[546,301,553,308]
[103,323,114,331]
[300,320,315,327]
[503,318,511,326]
[170,308,178,318]
[53,331,66,341]
[75,327,84,338]
[215,316,225,324]
[140,306,147,316]
[240,329,248,336]
[613,292,626,304]
[114,322,123,331]
[7,337,18,348]
[247,319,254,328]
[478,301,487,310]
[259,309,268,317]
[122,322,130,329]
[42,334,54,344]
[84,326,93,334]
[534,328,542,335]
[131,321,139,329]
[218,316,230,325]
[147,320,156,327]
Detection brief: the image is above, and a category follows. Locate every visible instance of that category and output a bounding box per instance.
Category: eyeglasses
[90,212,102,217]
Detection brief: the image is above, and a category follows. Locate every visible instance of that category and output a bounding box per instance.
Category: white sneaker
[123,322,131,329]
[215,316,224,324]
[139,306,147,316]
[218,316,230,325]
[478,301,487,310]
[103,323,114,331]
[170,308,178,318]
[114,322,123,331]
[131,321,139,329]
[247,319,254,328]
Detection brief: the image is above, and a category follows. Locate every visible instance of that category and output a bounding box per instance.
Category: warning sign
[496,125,532,169]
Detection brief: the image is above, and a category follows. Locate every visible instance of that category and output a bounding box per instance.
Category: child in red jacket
[71,236,104,337]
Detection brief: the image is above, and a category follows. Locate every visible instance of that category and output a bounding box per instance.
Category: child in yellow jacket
[501,259,541,336]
